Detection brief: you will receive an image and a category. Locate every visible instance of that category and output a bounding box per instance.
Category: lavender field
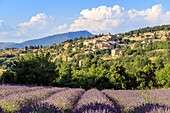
[0,85,170,113]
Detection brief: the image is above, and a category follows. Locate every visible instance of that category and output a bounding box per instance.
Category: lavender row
[148,90,170,106]
[0,85,28,90]
[19,102,119,113]
[0,84,44,91]
[0,87,65,112]
[0,84,44,90]
[130,103,170,113]
[18,103,62,113]
[41,88,85,112]
[0,86,44,100]
[74,89,114,110]
[73,102,118,113]
[102,89,170,112]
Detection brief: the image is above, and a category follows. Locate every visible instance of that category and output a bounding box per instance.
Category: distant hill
[0,30,93,49]
[21,30,93,47]
[0,42,23,49]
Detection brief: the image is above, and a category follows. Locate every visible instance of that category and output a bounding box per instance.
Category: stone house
[79,60,84,67]
[111,48,122,56]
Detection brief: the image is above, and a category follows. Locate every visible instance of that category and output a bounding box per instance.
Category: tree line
[0,37,170,90]
[0,50,169,90]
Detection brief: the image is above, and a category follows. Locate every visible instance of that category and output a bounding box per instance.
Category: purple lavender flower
[0,87,64,112]
[74,89,115,111]
[0,86,43,99]
[131,103,170,113]
[103,89,170,112]
[18,102,62,113]
[102,90,147,112]
[41,88,85,112]
[73,102,118,113]
[150,106,170,113]
[148,90,170,106]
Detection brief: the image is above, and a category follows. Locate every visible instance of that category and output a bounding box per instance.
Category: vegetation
[0,69,3,79]
[118,24,170,37]
[1,53,58,86]
[0,85,170,113]
[0,24,170,90]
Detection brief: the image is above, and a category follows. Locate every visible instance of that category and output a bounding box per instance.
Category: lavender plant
[0,85,28,90]
[74,89,115,110]
[0,86,43,100]
[130,103,170,113]
[73,102,118,113]
[103,89,170,112]
[41,88,85,112]
[102,90,148,112]
[0,87,64,112]
[149,106,170,113]
[148,90,170,106]
[18,102,62,113]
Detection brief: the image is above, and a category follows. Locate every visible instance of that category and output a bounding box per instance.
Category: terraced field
[0,85,170,113]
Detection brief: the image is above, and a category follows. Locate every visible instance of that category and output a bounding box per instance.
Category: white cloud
[70,5,125,33]
[0,13,58,42]
[144,4,162,22]
[18,13,52,28]
[161,11,170,24]
[128,4,162,23]
[57,24,68,31]
[16,13,54,37]
[70,4,170,34]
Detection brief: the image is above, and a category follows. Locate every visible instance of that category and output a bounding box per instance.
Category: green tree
[156,64,170,87]
[135,64,156,89]
[55,62,72,87]
[1,53,58,86]
[107,64,128,89]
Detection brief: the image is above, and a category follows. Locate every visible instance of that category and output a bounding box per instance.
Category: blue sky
[0,0,170,42]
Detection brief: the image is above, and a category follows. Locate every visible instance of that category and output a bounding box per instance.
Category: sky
[1,0,170,42]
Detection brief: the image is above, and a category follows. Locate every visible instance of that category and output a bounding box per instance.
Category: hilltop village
[54,29,169,62]
[0,29,170,65]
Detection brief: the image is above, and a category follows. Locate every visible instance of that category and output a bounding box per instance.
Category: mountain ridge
[0,30,93,49]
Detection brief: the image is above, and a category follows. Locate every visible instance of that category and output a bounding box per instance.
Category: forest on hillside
[0,39,170,90]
